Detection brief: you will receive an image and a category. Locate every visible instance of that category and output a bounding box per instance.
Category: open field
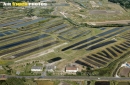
[118,67,130,77]
[36,80,54,85]
[118,82,130,85]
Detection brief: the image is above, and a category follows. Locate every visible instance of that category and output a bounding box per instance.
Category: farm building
[31,66,43,72]
[65,65,78,73]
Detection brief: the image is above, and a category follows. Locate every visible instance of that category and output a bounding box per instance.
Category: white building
[31,66,43,72]
[65,66,78,73]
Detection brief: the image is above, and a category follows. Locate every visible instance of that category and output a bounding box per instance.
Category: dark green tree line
[108,0,130,8]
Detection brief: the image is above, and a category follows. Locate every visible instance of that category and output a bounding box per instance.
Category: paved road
[1,75,130,81]
[36,76,130,81]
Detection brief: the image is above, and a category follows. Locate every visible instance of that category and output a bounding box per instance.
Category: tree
[21,77,26,82]
[47,71,53,76]
[90,80,95,85]
[76,71,82,76]
[86,67,91,71]
[110,80,118,85]
[0,3,3,8]
[1,82,7,85]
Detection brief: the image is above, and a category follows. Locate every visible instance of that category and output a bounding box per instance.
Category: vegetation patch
[36,80,54,85]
